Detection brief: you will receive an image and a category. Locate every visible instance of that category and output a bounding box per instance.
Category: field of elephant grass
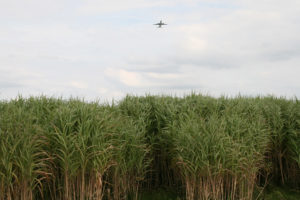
[0,94,300,200]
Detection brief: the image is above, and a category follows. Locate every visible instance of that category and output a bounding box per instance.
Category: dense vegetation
[0,94,300,200]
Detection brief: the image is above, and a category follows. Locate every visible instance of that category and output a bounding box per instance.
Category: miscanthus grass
[0,97,150,200]
[0,94,300,200]
[167,97,269,200]
[260,97,300,188]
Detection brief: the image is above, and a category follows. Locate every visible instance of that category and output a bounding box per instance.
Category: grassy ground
[139,186,300,200]
[262,186,300,200]
[139,189,180,200]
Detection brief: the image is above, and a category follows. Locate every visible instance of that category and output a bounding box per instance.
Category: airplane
[154,20,167,28]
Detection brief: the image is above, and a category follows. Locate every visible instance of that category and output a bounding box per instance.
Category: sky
[1,0,300,102]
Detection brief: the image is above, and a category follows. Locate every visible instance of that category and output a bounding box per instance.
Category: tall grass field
[0,94,300,200]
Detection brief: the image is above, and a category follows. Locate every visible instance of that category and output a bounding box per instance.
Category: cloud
[1,0,300,100]
[169,4,300,69]
[100,0,300,98]
[146,72,180,80]
[0,67,42,86]
[104,67,187,89]
[79,0,159,14]
[69,81,88,89]
[105,68,143,87]
[78,0,202,14]
[0,81,22,89]
[0,0,73,19]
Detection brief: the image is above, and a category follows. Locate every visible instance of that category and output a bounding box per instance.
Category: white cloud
[1,0,300,100]
[172,3,300,68]
[78,0,167,14]
[0,0,73,19]
[105,68,143,87]
[78,0,199,14]
[146,72,180,80]
[69,81,88,89]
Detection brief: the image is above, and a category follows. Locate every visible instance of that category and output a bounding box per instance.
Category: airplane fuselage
[154,20,167,28]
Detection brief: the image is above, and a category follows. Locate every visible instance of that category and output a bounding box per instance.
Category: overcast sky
[1,0,300,102]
